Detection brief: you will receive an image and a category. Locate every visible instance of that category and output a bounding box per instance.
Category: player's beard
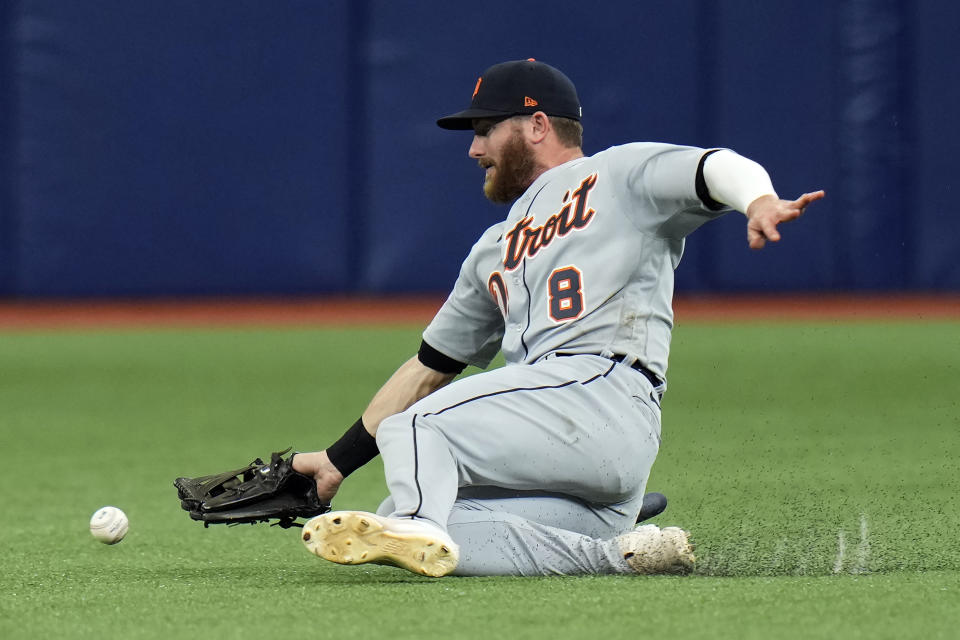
[483,128,537,204]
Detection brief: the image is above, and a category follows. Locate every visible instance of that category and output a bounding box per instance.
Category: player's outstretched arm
[293,355,457,502]
[701,149,824,249]
[745,191,825,249]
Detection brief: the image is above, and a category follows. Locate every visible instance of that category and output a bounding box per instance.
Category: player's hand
[745,190,825,249]
[292,450,345,503]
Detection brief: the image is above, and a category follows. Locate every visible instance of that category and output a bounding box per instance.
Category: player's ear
[527,111,550,144]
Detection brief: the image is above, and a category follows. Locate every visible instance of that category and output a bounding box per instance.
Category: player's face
[470,117,537,204]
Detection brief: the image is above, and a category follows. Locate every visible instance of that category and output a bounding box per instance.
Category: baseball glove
[174,448,329,528]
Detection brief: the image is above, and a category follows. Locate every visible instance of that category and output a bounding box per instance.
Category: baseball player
[292,59,824,577]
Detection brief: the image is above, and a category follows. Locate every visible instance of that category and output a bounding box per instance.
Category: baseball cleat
[636,492,668,523]
[301,510,459,578]
[616,524,695,575]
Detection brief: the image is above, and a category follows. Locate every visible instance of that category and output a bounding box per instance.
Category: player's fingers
[795,190,825,208]
[761,217,781,243]
[779,205,803,222]
[747,225,767,250]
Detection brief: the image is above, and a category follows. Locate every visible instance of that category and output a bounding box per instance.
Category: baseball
[89,506,129,545]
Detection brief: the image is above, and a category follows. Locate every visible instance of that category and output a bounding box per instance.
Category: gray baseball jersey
[376,143,731,576]
[423,142,728,381]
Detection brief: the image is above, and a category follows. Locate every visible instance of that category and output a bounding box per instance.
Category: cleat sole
[302,511,458,578]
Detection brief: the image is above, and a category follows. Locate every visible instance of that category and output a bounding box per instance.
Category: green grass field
[2,321,959,639]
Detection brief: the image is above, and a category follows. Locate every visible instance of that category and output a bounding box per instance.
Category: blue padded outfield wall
[1,0,957,297]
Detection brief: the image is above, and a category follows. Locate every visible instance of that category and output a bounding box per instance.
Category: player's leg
[374,489,691,576]
[305,355,665,576]
[449,506,630,575]
[446,489,692,576]
[448,503,694,576]
[376,354,662,531]
[377,486,639,539]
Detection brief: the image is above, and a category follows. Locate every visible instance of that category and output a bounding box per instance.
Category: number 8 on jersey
[548,266,584,322]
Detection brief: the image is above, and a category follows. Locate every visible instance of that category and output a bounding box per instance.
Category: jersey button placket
[510,273,524,331]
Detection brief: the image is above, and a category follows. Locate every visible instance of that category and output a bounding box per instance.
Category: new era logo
[524,96,538,107]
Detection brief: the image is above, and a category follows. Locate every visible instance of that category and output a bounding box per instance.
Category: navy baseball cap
[436,59,581,130]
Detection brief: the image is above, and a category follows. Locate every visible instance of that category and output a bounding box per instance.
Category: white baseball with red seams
[90,506,129,545]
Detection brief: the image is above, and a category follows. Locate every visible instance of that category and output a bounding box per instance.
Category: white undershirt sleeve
[702,149,777,215]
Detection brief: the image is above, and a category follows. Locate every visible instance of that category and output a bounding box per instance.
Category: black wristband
[325,417,379,478]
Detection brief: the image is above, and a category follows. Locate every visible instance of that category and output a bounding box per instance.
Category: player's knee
[376,411,446,451]
[374,412,413,449]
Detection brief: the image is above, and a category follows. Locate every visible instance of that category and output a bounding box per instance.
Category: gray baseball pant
[374,354,663,576]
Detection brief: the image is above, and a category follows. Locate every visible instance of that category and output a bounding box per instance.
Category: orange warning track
[0,294,958,331]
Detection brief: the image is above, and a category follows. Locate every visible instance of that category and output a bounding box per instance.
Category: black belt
[608,354,664,388]
[557,353,663,389]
